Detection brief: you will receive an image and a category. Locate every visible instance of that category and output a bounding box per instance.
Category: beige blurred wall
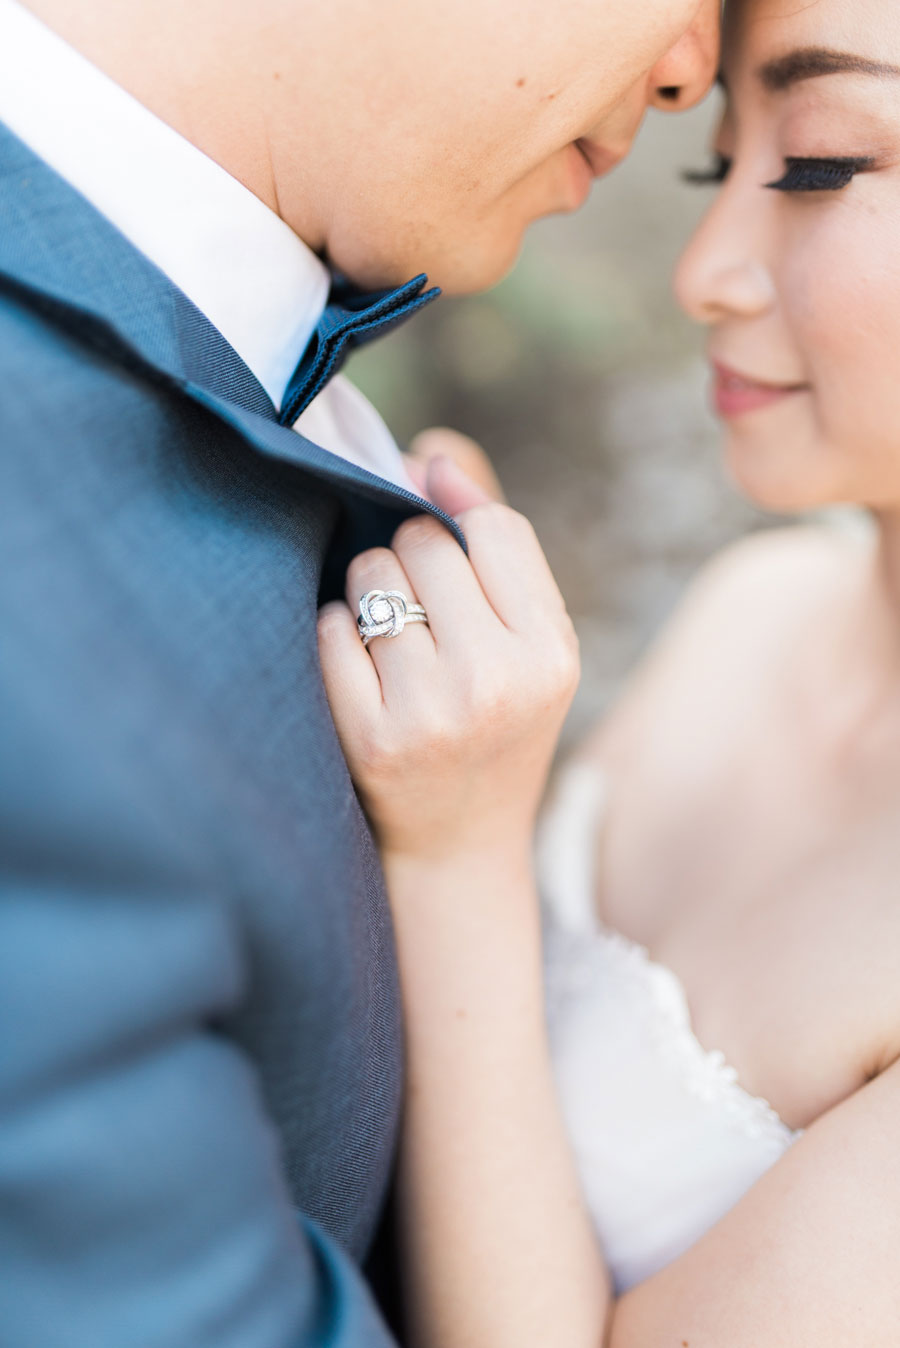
[350,95,783,748]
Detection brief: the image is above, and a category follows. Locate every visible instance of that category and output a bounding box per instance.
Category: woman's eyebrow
[759,46,900,92]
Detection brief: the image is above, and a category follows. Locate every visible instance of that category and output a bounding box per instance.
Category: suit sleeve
[0,812,397,1348]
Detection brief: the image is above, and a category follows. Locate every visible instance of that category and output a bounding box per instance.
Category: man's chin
[435,254,524,297]
[425,231,530,297]
[327,229,526,298]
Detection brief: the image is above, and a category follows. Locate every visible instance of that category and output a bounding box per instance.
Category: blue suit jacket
[0,123,460,1347]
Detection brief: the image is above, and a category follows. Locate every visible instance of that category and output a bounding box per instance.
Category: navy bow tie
[278,272,440,426]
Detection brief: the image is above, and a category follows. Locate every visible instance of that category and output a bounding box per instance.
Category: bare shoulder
[592,522,871,769]
[671,521,864,622]
[612,1054,900,1346]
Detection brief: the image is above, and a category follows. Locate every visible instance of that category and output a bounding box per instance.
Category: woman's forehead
[724,0,900,63]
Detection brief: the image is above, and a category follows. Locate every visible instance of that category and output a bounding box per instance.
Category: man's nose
[648,0,721,113]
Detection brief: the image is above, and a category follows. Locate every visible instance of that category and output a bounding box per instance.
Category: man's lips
[564,138,628,210]
[574,137,627,180]
[711,361,809,418]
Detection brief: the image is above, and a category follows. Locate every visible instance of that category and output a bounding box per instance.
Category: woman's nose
[674,200,777,325]
[649,0,721,113]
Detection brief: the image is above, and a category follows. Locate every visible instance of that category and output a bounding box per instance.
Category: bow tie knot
[279,272,440,426]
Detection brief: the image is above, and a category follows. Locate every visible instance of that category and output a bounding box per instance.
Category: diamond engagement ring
[357,589,429,647]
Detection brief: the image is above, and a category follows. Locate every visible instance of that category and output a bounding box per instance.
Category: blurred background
[349,94,783,750]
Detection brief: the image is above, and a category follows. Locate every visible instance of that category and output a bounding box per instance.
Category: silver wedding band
[357,589,429,647]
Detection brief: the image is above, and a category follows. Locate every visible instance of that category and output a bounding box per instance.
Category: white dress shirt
[0,0,416,490]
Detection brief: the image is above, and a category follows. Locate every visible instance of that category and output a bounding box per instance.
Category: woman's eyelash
[765,156,875,192]
[682,153,732,186]
[682,154,877,193]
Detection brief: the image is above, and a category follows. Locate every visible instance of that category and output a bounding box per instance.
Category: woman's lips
[712,362,809,418]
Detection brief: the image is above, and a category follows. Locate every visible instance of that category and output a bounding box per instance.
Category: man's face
[268,0,720,293]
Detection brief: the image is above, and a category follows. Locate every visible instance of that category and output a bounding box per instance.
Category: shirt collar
[0,0,327,409]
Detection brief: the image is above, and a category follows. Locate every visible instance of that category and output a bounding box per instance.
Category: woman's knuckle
[458,665,508,722]
[503,503,535,537]
[561,616,581,664]
[507,505,538,539]
[317,603,346,640]
[392,514,442,554]
[545,627,581,693]
[372,696,452,766]
[359,723,402,776]
[466,504,544,564]
[347,545,392,575]
[465,501,519,533]
[347,546,396,592]
[420,719,455,762]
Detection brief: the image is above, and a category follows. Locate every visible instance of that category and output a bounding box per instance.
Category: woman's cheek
[790,215,900,499]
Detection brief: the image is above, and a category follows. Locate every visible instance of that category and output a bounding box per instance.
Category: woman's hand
[318,455,606,1348]
[317,459,579,868]
[318,460,603,1348]
[403,426,509,505]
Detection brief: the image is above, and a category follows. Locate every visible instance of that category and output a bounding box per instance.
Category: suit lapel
[0,121,465,547]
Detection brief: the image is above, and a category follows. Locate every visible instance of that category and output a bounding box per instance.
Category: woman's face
[676,0,900,512]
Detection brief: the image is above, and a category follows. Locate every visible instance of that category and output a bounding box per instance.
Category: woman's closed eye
[765,156,876,193]
[682,152,732,186]
[683,154,877,193]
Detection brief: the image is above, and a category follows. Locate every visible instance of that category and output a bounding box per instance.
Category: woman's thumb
[425,454,493,518]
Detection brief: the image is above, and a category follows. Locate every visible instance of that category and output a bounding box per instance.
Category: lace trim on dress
[539,760,801,1148]
[595,927,796,1145]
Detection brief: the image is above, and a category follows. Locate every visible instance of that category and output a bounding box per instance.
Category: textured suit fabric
[0,123,459,1348]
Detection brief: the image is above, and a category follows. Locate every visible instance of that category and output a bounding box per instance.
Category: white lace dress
[539,761,802,1294]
